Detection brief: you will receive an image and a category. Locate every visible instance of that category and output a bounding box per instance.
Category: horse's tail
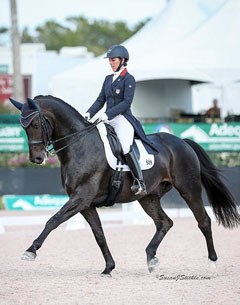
[184,138,240,229]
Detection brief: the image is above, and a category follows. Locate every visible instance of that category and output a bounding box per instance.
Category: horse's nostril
[35,157,43,164]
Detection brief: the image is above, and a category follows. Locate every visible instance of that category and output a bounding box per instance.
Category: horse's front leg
[81,207,115,276]
[22,197,84,261]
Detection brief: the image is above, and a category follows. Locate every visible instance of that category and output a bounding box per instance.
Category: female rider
[85,45,157,195]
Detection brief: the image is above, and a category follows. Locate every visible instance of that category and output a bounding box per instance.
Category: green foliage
[0,196,4,210]
[20,16,148,55]
[0,27,8,34]
[21,27,36,43]
[0,102,19,114]
[208,152,240,167]
[35,20,70,51]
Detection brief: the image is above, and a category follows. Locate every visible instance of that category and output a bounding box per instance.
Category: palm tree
[10,0,24,100]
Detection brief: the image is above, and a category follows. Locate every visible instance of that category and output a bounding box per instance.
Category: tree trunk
[10,0,24,101]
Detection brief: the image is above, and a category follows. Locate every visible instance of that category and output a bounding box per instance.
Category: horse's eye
[32,122,39,129]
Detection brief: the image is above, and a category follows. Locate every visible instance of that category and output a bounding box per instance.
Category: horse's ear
[9,98,23,111]
[27,98,40,111]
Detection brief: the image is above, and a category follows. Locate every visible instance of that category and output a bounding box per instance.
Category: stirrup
[131,179,147,195]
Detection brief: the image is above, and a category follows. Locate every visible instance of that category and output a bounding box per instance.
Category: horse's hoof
[148,257,159,273]
[208,259,217,270]
[21,251,37,261]
[101,272,112,278]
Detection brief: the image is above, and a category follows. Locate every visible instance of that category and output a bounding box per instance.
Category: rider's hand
[97,113,108,122]
[84,112,90,121]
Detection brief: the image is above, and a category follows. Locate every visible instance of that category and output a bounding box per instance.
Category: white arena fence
[0,202,216,234]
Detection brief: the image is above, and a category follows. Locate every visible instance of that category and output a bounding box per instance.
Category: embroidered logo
[146,158,152,166]
[116,89,120,94]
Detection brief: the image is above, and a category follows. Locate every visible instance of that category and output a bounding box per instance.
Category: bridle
[20,110,100,154]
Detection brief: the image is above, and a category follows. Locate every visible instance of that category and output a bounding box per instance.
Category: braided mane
[34,95,84,121]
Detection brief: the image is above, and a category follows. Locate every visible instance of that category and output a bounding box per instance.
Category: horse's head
[10,97,53,164]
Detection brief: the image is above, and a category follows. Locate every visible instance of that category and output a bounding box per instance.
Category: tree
[21,27,36,43]
[0,27,8,34]
[21,16,148,56]
[35,20,72,51]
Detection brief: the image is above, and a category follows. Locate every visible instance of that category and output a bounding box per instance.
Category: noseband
[20,109,100,154]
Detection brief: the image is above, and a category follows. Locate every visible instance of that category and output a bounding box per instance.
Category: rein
[21,110,100,154]
[49,119,100,154]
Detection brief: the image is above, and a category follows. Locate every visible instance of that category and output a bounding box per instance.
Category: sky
[0,0,166,32]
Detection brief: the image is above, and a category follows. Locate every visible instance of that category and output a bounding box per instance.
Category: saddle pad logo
[146,158,153,166]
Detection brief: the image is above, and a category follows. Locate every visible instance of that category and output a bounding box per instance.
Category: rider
[85,45,155,195]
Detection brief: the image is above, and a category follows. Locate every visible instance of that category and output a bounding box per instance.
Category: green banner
[3,195,69,210]
[0,122,240,152]
[0,124,28,152]
[143,122,240,151]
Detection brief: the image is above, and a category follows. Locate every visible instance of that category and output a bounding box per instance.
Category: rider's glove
[84,112,90,121]
[97,113,108,123]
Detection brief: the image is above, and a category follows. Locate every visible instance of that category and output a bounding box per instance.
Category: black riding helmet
[104,45,129,71]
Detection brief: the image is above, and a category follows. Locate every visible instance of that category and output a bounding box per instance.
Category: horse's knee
[157,218,173,233]
[167,218,174,230]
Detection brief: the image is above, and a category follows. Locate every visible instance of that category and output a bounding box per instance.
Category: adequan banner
[143,122,240,152]
[4,195,69,210]
[0,122,240,152]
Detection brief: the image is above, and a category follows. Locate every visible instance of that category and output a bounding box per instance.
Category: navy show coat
[87,69,159,153]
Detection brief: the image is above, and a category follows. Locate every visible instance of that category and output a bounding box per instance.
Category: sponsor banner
[3,195,69,211]
[1,122,240,152]
[0,124,28,152]
[143,122,240,151]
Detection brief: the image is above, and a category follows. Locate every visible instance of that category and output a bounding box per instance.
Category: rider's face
[109,57,122,72]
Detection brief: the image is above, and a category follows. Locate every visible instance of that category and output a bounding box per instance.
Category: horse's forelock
[20,102,40,128]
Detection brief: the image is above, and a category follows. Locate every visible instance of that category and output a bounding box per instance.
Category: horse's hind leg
[139,195,173,273]
[175,182,218,262]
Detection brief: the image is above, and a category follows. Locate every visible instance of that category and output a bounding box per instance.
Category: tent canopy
[50,0,240,113]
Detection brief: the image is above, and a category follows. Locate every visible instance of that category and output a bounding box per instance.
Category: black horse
[10,95,239,276]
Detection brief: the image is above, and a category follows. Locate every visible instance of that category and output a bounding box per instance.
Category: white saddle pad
[96,122,154,171]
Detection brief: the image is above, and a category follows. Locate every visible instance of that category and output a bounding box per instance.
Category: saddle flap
[97,122,154,171]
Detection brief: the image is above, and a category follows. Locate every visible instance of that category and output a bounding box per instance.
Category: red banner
[0,74,31,102]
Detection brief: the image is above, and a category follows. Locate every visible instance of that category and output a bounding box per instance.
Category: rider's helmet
[104,45,129,63]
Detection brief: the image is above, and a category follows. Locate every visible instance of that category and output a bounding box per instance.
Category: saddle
[97,123,154,208]
[106,124,140,163]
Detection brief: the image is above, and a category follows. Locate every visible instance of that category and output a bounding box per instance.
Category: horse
[10,95,240,276]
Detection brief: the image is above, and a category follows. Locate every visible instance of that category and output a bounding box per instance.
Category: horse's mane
[34,95,84,121]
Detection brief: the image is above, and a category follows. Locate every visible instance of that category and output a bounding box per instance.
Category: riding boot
[124,145,147,195]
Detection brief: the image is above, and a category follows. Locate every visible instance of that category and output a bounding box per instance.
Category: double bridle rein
[20,110,100,154]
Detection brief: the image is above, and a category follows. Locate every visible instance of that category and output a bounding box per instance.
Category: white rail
[0,204,215,234]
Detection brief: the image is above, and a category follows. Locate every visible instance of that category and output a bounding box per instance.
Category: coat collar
[111,68,127,87]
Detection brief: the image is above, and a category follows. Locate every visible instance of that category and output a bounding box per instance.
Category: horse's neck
[42,100,85,139]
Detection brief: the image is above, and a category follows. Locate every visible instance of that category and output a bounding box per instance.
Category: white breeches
[108,114,134,154]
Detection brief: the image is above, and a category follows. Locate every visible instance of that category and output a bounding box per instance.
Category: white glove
[97,113,108,122]
[84,112,90,121]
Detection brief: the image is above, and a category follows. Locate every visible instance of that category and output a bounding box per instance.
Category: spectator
[206,99,221,119]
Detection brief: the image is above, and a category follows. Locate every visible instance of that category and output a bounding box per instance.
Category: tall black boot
[124,146,147,195]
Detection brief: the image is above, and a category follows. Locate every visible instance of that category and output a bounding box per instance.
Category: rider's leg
[124,145,147,195]
[108,115,146,195]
